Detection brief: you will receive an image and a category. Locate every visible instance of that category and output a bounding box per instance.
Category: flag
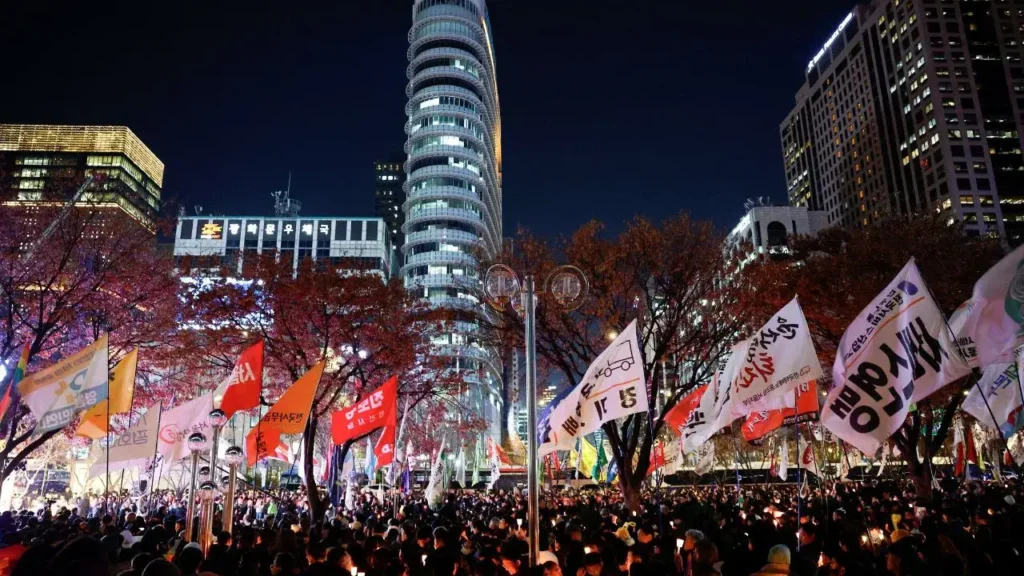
[962,360,1024,438]
[726,298,823,417]
[665,385,706,436]
[966,244,1024,366]
[648,442,667,476]
[76,348,138,439]
[364,435,377,479]
[682,347,748,454]
[487,438,501,489]
[607,458,619,484]
[537,386,574,446]
[839,445,851,481]
[215,341,264,418]
[592,439,608,482]
[425,440,446,509]
[88,405,162,478]
[262,361,322,434]
[577,437,598,479]
[776,441,789,481]
[18,335,109,433]
[246,426,290,466]
[0,343,31,433]
[402,440,414,493]
[374,422,396,468]
[331,376,397,445]
[877,442,889,477]
[157,393,214,463]
[471,442,480,486]
[822,260,971,455]
[797,435,817,476]
[954,419,968,477]
[455,446,466,487]
[540,320,649,454]
[694,442,715,476]
[327,445,344,507]
[949,300,980,368]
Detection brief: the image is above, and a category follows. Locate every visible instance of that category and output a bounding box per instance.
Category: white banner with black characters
[727,298,822,417]
[948,299,980,369]
[694,442,715,476]
[88,404,161,478]
[539,320,649,455]
[681,347,742,454]
[822,259,971,455]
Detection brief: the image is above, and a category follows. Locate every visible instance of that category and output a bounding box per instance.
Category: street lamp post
[198,480,219,556]
[185,432,208,543]
[222,446,244,533]
[484,265,588,567]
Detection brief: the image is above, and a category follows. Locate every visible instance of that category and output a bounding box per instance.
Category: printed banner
[967,244,1024,366]
[962,359,1024,438]
[88,405,161,478]
[742,380,820,442]
[331,375,397,446]
[540,320,649,454]
[948,300,980,368]
[19,335,109,433]
[157,393,214,463]
[245,362,324,464]
[215,341,264,418]
[665,384,706,436]
[822,260,971,455]
[76,348,139,439]
[728,298,823,417]
[694,442,715,476]
[682,348,743,453]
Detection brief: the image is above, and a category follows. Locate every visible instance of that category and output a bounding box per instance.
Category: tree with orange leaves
[738,216,1003,496]
[178,251,463,520]
[484,214,745,508]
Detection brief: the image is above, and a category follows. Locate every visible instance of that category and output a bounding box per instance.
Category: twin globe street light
[184,409,244,551]
[483,264,588,567]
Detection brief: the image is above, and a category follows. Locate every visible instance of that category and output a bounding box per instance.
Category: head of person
[798,523,817,547]
[583,552,603,576]
[693,540,718,569]
[541,561,562,576]
[433,526,449,550]
[271,552,298,576]
[501,550,521,576]
[765,545,791,569]
[683,529,705,553]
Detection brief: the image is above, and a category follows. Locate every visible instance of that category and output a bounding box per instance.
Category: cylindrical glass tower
[402,0,503,430]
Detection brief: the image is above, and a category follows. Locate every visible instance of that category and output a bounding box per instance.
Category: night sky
[1,0,855,238]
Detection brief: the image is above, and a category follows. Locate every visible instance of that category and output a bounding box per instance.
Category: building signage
[807,12,854,72]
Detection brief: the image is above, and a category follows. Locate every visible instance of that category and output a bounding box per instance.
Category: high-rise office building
[781,1,1024,244]
[0,124,163,232]
[402,0,504,428]
[374,156,407,250]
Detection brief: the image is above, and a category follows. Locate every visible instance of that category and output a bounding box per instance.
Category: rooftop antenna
[271,171,301,217]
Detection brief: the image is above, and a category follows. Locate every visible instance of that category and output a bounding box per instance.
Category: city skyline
[0,0,855,237]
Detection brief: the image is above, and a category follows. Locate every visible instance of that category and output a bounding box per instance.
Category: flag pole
[147,405,163,515]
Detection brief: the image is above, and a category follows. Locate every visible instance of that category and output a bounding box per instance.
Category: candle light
[584,547,592,555]
[676,538,684,550]
[351,568,358,576]
[421,555,427,566]
[517,518,523,528]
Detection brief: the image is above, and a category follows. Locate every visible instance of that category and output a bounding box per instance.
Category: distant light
[606,331,618,342]
[0,364,7,382]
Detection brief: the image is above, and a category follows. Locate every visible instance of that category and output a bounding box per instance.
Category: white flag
[797,436,817,476]
[694,442,715,476]
[682,348,744,453]
[949,300,980,368]
[962,361,1023,438]
[425,440,446,509]
[728,298,822,417]
[156,393,215,463]
[19,335,109,433]
[877,442,889,477]
[455,447,466,487]
[776,441,789,481]
[540,320,648,454]
[966,244,1024,366]
[839,446,851,481]
[88,405,161,478]
[822,260,971,455]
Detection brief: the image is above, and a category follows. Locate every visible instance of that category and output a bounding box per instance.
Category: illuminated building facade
[402,0,504,429]
[781,1,1024,244]
[375,156,407,259]
[0,124,163,231]
[173,215,392,278]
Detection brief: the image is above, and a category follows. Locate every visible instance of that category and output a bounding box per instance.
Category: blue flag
[328,445,344,507]
[364,436,377,480]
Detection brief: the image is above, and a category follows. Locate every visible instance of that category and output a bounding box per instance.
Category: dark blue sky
[1,0,854,237]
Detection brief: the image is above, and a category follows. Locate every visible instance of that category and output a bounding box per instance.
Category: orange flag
[244,361,325,466]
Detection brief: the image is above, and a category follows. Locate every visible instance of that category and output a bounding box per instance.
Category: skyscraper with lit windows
[401,0,503,428]
[781,0,1024,244]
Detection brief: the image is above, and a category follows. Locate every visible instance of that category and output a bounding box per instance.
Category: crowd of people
[0,475,1022,576]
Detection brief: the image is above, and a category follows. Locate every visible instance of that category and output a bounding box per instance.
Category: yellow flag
[75,348,138,439]
[578,437,598,478]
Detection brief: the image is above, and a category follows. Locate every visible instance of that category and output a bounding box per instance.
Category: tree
[485,215,744,508]
[0,202,180,486]
[179,251,463,520]
[738,217,1004,497]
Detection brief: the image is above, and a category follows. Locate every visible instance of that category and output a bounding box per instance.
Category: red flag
[331,376,397,446]
[246,426,287,467]
[665,385,707,436]
[648,442,667,476]
[373,406,398,467]
[742,380,820,442]
[218,341,264,418]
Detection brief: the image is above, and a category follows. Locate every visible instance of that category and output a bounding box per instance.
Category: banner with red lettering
[331,376,397,446]
[822,260,971,455]
[216,341,264,418]
[742,380,820,442]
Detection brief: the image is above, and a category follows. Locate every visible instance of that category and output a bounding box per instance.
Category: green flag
[592,439,608,482]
